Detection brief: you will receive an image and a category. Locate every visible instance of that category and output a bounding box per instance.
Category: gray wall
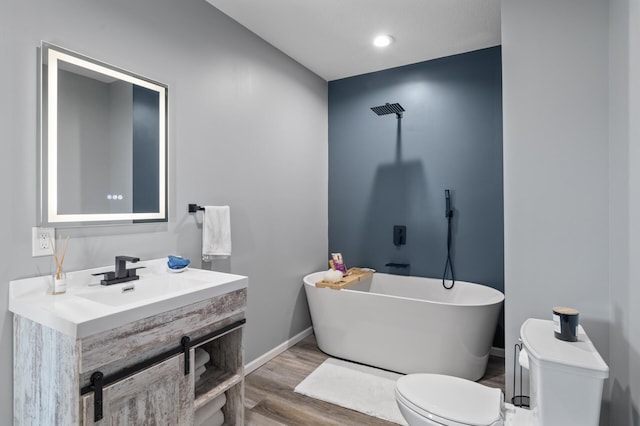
[609,0,640,424]
[0,0,327,421]
[502,0,611,421]
[328,47,503,293]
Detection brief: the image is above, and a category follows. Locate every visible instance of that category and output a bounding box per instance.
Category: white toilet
[395,318,609,426]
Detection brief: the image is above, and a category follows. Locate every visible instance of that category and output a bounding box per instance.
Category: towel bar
[188,204,205,213]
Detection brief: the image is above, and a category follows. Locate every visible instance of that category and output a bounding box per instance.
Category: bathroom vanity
[9,259,247,425]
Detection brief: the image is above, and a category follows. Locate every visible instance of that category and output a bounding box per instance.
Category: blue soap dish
[167,255,190,273]
[167,264,189,273]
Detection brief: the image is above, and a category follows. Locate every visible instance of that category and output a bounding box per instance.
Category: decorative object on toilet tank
[552,306,579,342]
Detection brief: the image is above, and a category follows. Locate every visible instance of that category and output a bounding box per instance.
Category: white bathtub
[303,271,504,381]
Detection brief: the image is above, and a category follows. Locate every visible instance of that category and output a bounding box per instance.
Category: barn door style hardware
[90,372,104,422]
[80,319,246,420]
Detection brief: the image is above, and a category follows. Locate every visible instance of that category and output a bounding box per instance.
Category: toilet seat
[395,374,504,426]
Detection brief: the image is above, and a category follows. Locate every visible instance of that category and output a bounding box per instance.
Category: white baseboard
[244,326,314,375]
[490,346,505,358]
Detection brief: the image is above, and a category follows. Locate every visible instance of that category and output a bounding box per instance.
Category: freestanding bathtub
[303,271,504,381]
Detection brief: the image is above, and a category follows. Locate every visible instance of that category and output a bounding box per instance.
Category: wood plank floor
[244,334,505,425]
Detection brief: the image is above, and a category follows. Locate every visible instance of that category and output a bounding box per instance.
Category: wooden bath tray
[315,268,374,290]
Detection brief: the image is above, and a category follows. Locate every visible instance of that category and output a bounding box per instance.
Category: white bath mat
[294,358,407,425]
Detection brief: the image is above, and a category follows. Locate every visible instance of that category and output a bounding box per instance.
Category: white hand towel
[194,365,206,378]
[207,393,227,415]
[195,409,224,426]
[203,206,232,261]
[194,365,206,383]
[194,394,226,425]
[195,348,211,369]
[210,410,225,426]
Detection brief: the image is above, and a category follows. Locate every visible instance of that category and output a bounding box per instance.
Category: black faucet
[115,256,139,278]
[93,256,144,286]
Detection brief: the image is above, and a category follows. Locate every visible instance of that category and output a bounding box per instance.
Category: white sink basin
[8,258,248,338]
[76,274,211,307]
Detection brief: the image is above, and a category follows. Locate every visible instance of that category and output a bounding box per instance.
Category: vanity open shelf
[193,326,244,423]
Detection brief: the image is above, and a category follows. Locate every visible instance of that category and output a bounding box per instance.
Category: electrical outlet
[32,227,55,257]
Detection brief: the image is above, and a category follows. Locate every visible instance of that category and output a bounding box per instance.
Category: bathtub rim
[303,271,504,308]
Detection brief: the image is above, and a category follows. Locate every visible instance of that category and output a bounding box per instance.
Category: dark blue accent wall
[329,47,503,340]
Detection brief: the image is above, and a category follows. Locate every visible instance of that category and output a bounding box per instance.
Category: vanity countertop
[9,259,248,339]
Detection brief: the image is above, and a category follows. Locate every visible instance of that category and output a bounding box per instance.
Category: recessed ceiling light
[373,35,394,48]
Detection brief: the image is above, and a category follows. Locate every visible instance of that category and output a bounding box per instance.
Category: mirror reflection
[40,42,168,224]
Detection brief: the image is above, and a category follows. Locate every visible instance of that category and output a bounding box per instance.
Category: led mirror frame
[40,42,168,224]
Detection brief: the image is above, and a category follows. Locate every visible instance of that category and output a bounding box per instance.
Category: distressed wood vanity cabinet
[11,261,247,425]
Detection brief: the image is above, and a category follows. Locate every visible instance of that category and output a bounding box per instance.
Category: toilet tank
[520,319,608,426]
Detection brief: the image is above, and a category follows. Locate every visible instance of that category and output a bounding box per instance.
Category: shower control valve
[393,225,407,246]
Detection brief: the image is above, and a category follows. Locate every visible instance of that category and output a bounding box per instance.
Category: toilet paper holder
[512,342,530,408]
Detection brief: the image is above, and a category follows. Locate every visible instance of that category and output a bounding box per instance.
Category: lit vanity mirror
[39,42,168,225]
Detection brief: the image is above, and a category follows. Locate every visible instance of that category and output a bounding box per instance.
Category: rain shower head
[371,102,405,119]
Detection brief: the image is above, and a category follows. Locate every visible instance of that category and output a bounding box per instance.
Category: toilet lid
[395,374,503,426]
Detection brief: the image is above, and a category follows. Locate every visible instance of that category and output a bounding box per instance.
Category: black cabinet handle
[181,336,191,375]
[91,372,104,422]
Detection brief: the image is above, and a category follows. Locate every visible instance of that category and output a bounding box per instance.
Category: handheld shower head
[371,102,404,119]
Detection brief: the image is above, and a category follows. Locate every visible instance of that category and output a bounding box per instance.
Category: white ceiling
[205,0,502,81]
